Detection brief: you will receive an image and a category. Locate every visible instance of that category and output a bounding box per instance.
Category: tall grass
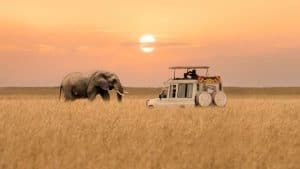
[0,88,299,169]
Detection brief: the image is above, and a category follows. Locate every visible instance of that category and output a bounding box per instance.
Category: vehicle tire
[195,92,212,107]
[213,91,227,107]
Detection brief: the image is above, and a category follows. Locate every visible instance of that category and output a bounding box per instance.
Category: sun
[139,34,155,53]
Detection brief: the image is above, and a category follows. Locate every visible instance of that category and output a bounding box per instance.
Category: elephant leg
[100,90,110,101]
[117,93,122,102]
[88,92,97,101]
[64,87,75,101]
[87,86,97,101]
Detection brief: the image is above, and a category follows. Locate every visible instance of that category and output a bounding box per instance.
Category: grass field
[0,87,299,169]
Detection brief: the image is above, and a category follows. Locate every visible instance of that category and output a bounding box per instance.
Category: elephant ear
[93,77,109,90]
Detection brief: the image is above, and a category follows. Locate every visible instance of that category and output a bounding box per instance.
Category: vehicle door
[156,84,178,106]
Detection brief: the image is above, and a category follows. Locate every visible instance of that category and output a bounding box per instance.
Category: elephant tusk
[116,91,124,96]
[124,91,129,94]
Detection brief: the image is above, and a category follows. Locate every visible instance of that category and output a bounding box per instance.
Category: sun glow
[139,35,155,53]
[139,35,155,43]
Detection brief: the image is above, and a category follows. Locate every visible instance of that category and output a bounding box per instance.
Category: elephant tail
[59,85,63,100]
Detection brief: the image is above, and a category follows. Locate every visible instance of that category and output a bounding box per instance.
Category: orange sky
[1,0,300,87]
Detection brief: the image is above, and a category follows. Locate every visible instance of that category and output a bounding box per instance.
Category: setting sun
[139,35,155,53]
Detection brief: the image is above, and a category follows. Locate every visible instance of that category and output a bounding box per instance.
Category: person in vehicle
[159,89,167,99]
[184,69,199,79]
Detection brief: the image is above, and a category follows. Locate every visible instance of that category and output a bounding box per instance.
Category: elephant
[59,71,124,101]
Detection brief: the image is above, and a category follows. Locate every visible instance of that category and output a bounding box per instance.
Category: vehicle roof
[168,79,198,84]
[166,77,222,84]
[169,66,210,70]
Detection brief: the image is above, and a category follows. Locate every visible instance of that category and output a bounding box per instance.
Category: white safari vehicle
[146,66,227,108]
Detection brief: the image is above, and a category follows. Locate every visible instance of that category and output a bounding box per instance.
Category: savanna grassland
[0,87,299,169]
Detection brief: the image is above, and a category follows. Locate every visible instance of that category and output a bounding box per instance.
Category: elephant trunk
[114,82,124,102]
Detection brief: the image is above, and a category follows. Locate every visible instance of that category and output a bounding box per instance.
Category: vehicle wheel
[195,92,212,107]
[213,91,227,107]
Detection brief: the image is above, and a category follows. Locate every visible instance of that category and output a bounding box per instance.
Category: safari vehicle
[146,66,227,108]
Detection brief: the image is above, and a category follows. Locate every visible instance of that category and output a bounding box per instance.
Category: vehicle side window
[186,84,193,98]
[169,85,177,98]
[178,83,193,98]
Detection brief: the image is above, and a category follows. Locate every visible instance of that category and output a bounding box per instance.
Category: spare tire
[195,92,212,107]
[213,91,227,107]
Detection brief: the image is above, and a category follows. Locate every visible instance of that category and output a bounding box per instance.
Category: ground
[0,87,299,169]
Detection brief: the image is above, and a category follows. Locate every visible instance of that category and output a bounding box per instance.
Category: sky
[0,0,300,87]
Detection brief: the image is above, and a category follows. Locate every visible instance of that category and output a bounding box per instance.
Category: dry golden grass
[0,87,299,169]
